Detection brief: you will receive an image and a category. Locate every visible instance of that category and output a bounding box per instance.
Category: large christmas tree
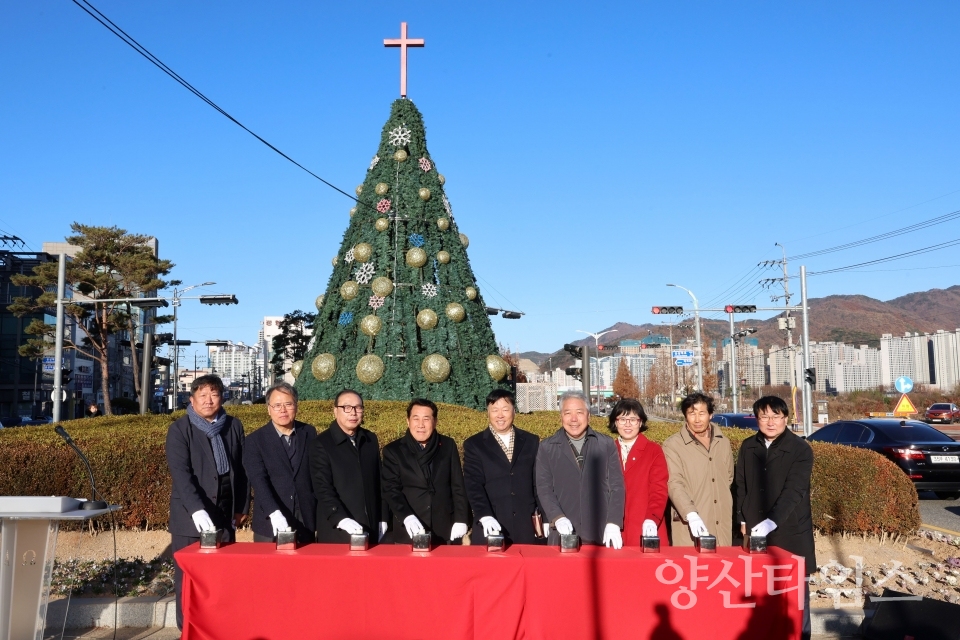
[294,98,511,409]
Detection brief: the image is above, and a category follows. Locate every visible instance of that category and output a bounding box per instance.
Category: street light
[576,329,618,407]
[170,282,214,411]
[667,284,703,392]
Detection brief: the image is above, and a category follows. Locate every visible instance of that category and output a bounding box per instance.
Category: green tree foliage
[271,310,315,378]
[295,99,510,409]
[10,224,174,416]
[612,359,641,400]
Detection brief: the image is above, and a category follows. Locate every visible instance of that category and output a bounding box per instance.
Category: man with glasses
[736,395,815,637]
[243,382,317,544]
[310,389,389,544]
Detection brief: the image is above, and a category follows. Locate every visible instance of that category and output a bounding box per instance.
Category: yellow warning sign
[893,394,917,416]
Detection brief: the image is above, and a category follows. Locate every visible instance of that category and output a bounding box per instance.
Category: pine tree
[294,99,510,409]
[612,359,641,400]
[271,310,315,378]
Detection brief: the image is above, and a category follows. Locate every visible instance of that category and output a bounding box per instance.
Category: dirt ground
[55,528,254,562]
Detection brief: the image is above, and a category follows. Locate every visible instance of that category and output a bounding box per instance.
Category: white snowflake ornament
[344,248,355,263]
[369,155,380,171]
[421,283,438,298]
[354,262,375,285]
[389,124,412,147]
[442,195,453,218]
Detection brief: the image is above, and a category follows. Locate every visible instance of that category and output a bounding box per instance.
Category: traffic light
[199,295,239,305]
[60,367,72,386]
[156,333,174,344]
[651,306,683,315]
[563,343,583,358]
[724,305,757,314]
[565,366,583,381]
[597,344,617,351]
[804,368,816,386]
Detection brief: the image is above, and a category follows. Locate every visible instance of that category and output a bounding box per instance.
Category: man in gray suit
[535,391,625,547]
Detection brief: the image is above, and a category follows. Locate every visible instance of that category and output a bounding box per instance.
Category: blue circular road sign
[894,376,914,394]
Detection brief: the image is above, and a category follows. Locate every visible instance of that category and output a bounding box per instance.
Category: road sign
[50,390,67,401]
[893,394,917,416]
[671,350,695,358]
[675,358,694,367]
[894,376,914,394]
[42,356,55,373]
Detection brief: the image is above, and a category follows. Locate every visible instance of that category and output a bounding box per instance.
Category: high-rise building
[208,342,261,386]
[930,329,960,391]
[880,332,933,388]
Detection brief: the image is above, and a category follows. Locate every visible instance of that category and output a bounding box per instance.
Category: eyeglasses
[616,417,641,425]
[269,402,296,411]
[336,404,364,414]
[757,414,787,423]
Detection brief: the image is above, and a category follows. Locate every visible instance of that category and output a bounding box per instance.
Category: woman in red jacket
[608,399,669,547]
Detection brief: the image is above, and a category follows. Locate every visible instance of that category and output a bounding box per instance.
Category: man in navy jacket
[166,374,249,630]
[243,382,317,543]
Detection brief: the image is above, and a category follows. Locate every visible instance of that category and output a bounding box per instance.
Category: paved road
[43,628,179,639]
[919,492,960,534]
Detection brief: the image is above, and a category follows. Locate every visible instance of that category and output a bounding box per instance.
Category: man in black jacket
[165,374,249,630]
[381,398,469,544]
[736,395,815,638]
[243,382,317,543]
[463,389,542,545]
[309,389,388,543]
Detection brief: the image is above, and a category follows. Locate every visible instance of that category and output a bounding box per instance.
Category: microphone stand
[55,426,108,510]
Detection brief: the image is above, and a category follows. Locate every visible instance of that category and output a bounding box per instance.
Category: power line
[809,237,960,275]
[69,0,360,205]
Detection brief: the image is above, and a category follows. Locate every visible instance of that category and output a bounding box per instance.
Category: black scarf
[405,430,439,494]
[187,405,230,475]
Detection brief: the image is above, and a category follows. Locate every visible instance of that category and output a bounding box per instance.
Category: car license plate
[930,455,959,463]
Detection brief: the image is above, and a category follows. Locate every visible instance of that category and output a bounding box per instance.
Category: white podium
[0,496,119,640]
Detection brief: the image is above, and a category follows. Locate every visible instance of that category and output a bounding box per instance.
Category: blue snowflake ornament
[338,311,354,326]
[408,233,425,248]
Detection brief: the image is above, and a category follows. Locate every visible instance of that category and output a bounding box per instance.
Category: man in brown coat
[663,392,734,546]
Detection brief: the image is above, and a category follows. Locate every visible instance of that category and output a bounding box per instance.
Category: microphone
[55,426,108,511]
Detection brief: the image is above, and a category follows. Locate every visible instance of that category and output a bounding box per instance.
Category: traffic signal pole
[728,312,738,413]
[52,253,66,423]
[800,266,812,436]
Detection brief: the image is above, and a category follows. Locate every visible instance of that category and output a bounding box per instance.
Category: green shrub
[0,401,919,535]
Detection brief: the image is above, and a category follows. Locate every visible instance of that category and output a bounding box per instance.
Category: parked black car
[711,413,758,430]
[807,419,960,499]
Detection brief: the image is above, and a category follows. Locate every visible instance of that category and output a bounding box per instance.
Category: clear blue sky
[3,1,960,356]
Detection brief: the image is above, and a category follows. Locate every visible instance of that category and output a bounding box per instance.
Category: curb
[46,595,176,629]
[46,595,865,632]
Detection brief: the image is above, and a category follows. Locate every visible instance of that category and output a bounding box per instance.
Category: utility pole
[52,253,66,423]
[762,245,798,389]
[728,312,738,413]
[800,266,812,436]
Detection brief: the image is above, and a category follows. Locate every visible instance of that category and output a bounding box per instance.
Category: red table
[176,543,803,640]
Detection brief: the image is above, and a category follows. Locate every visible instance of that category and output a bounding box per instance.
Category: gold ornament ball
[394,149,408,162]
[356,354,385,384]
[354,242,373,263]
[438,174,446,185]
[291,360,304,379]
[416,308,438,330]
[331,256,338,266]
[465,286,477,301]
[459,233,470,248]
[437,217,450,231]
[311,353,336,381]
[340,280,359,300]
[355,184,363,196]
[421,354,451,383]
[375,217,390,232]
[360,314,383,337]
[349,207,357,218]
[436,250,451,264]
[406,247,427,268]
[315,294,325,310]
[486,355,510,382]
[375,182,390,196]
[371,276,394,297]
[418,188,431,201]
[445,302,466,323]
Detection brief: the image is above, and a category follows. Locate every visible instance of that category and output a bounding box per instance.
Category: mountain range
[520,285,960,371]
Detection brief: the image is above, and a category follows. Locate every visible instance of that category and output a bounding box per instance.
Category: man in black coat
[381,398,470,545]
[309,389,389,543]
[166,374,249,631]
[243,382,317,544]
[736,395,815,638]
[463,389,542,545]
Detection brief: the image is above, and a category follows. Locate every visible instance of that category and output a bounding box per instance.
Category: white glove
[450,522,468,540]
[479,516,502,536]
[686,512,710,538]
[642,519,658,538]
[751,518,777,537]
[554,517,574,535]
[603,523,623,549]
[337,517,364,535]
[403,515,425,538]
[543,522,551,537]
[191,509,215,533]
[378,521,388,541]
[268,510,290,535]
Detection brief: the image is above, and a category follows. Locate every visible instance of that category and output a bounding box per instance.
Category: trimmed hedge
[0,401,919,535]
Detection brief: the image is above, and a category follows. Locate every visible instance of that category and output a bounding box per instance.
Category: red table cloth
[176,542,803,640]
